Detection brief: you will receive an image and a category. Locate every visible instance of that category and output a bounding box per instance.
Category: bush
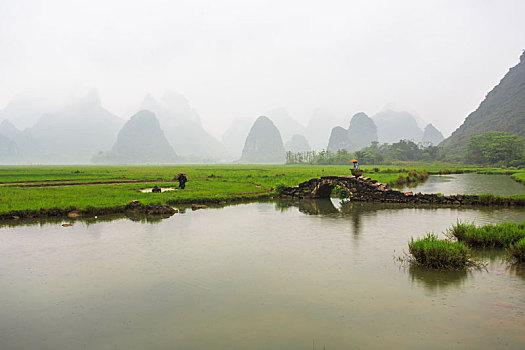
[274,183,289,195]
[507,238,525,263]
[408,233,475,270]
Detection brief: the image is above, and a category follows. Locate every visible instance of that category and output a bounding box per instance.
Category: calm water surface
[2,176,525,349]
[400,173,525,196]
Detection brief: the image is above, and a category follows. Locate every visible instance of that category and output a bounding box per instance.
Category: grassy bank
[0,165,428,217]
[0,164,524,219]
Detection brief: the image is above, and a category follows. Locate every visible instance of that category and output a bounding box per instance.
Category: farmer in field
[176,173,188,189]
[351,159,359,170]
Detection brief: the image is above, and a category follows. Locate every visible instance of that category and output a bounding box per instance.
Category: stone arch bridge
[279,176,522,206]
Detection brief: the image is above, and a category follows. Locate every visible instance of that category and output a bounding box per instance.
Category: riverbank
[0,164,524,220]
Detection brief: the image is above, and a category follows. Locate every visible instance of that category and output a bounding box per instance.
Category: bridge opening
[313,183,351,199]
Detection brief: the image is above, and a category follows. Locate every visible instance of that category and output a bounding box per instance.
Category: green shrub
[274,183,289,195]
[332,185,350,199]
[507,238,525,263]
[408,234,475,270]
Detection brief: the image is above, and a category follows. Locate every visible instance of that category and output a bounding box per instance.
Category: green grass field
[0,164,524,217]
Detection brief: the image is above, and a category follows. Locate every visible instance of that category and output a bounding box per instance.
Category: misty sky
[1,0,524,138]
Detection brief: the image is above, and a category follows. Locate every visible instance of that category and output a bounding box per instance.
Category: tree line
[286,132,525,166]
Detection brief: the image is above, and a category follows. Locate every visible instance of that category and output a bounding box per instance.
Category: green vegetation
[408,234,476,270]
[447,221,525,248]
[507,238,525,263]
[408,220,525,269]
[466,131,525,166]
[286,140,441,165]
[1,164,525,219]
[0,165,435,217]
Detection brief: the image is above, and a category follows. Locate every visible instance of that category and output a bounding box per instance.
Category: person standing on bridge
[350,159,362,178]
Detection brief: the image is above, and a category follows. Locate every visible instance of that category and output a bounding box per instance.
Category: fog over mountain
[0,133,17,163]
[0,93,56,131]
[139,91,229,161]
[28,89,124,163]
[306,108,343,151]
[372,110,423,144]
[285,134,311,153]
[0,1,524,163]
[0,89,124,164]
[264,108,307,144]
[221,117,254,160]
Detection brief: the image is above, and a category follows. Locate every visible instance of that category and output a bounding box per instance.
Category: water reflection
[298,198,339,215]
[472,248,506,264]
[125,212,176,223]
[401,173,525,196]
[506,264,525,281]
[408,265,469,292]
[0,211,176,228]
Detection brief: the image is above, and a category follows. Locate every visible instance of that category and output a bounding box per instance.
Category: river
[1,174,525,349]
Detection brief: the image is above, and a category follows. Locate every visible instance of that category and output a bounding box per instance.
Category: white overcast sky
[1,0,524,137]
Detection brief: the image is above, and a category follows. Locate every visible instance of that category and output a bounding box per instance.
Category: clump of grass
[447,221,525,247]
[408,233,478,270]
[446,221,477,241]
[507,238,525,264]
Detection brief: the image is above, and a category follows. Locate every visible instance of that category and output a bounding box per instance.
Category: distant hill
[0,120,21,139]
[325,113,377,153]
[422,123,444,145]
[285,134,311,153]
[140,92,229,161]
[29,89,124,163]
[348,112,378,150]
[92,110,177,164]
[440,51,525,156]
[327,126,353,152]
[0,120,42,164]
[240,116,286,163]
[0,90,123,164]
[0,133,18,163]
[372,110,423,144]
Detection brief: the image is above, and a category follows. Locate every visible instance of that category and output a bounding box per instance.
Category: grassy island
[447,221,525,248]
[408,234,477,270]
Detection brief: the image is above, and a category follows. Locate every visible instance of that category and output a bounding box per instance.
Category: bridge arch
[311,178,355,199]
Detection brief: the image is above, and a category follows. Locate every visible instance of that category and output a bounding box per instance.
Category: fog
[1,0,524,138]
